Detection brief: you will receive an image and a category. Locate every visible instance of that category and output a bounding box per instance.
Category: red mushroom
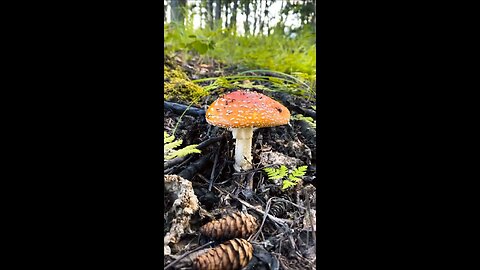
[205,90,290,171]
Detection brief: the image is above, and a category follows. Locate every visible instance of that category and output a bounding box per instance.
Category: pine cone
[200,212,258,240]
[193,238,254,270]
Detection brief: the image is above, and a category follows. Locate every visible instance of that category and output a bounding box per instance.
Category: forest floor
[164,54,317,270]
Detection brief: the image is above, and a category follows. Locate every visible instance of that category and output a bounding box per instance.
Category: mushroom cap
[205,90,291,128]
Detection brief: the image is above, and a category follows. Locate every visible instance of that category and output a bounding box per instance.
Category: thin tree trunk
[170,0,187,26]
[214,0,222,29]
[252,0,258,35]
[264,0,272,35]
[207,0,214,29]
[244,1,250,35]
[230,0,238,31]
[223,0,228,29]
[259,0,267,35]
[312,0,316,34]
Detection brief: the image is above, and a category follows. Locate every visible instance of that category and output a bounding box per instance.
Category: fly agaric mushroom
[205,90,290,171]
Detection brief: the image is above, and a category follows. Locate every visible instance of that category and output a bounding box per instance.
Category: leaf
[164,132,175,143]
[188,40,209,54]
[282,180,296,190]
[164,139,183,151]
[263,165,288,181]
[164,131,201,161]
[290,165,308,178]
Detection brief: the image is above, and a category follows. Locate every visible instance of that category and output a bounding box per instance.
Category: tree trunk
[170,0,187,26]
[230,0,238,31]
[252,0,258,35]
[214,0,222,28]
[244,0,250,35]
[207,0,214,29]
[312,0,316,34]
[224,0,229,29]
[264,0,271,35]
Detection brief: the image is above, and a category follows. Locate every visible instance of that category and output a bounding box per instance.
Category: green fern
[164,131,201,161]
[263,165,308,190]
[264,165,288,180]
[288,166,308,181]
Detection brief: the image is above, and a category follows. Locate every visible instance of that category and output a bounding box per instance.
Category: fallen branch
[164,101,205,117]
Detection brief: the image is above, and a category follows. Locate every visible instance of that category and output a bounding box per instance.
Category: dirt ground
[164,55,317,270]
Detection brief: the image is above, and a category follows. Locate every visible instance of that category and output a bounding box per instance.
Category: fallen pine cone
[200,212,258,240]
[193,238,254,270]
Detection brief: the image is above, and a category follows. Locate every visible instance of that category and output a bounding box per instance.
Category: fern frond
[164,131,201,161]
[164,139,183,151]
[164,131,175,143]
[290,166,308,178]
[288,174,301,182]
[165,144,201,160]
[263,165,288,180]
[282,180,297,190]
[278,165,288,179]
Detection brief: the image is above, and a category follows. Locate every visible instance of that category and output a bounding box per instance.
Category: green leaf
[263,165,288,181]
[164,132,175,143]
[290,165,308,178]
[282,180,296,190]
[189,40,209,54]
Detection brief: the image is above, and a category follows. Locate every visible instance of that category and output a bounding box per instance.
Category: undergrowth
[164,23,316,76]
[164,131,201,161]
[264,165,308,190]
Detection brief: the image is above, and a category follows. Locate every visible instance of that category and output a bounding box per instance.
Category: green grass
[164,23,316,76]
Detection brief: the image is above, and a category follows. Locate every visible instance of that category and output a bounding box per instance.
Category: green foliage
[263,165,308,190]
[164,24,316,76]
[264,165,288,180]
[291,114,316,129]
[164,132,201,161]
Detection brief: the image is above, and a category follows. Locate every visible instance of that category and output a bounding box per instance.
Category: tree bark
[207,0,214,29]
[230,0,238,31]
[224,0,229,29]
[252,0,258,35]
[170,0,187,26]
[214,0,222,28]
[243,0,250,35]
[312,0,316,34]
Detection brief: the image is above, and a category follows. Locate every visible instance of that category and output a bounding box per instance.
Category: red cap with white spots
[205,90,291,128]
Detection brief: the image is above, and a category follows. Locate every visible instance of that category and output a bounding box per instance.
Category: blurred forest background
[164,0,316,78]
[164,0,315,36]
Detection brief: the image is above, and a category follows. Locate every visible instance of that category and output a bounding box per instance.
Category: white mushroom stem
[230,127,254,172]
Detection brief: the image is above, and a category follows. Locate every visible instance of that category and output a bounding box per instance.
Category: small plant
[263,165,308,190]
[164,131,201,161]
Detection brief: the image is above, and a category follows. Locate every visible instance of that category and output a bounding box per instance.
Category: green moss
[164,65,208,104]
